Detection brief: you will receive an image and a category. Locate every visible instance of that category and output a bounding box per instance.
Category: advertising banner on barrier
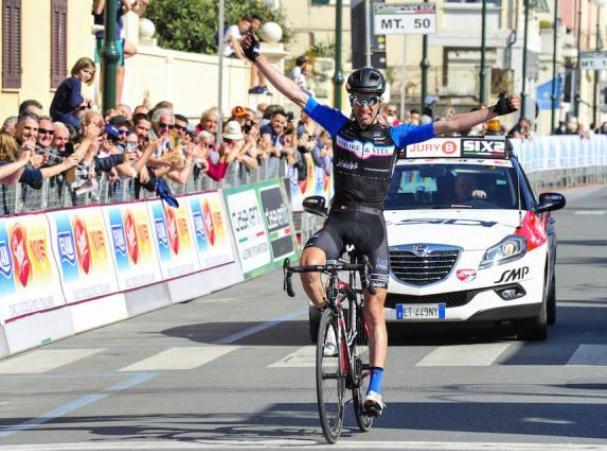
[148,199,199,279]
[47,208,120,303]
[187,191,235,269]
[224,185,272,277]
[0,215,65,322]
[258,181,296,262]
[103,203,162,290]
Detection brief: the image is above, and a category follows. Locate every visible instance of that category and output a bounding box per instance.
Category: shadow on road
[3,399,606,442]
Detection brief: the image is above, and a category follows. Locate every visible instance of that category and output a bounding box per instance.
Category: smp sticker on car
[456,269,477,282]
[494,266,529,284]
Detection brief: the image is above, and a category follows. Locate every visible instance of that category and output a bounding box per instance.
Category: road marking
[566,344,607,366]
[269,344,369,368]
[0,372,156,439]
[269,346,316,367]
[213,308,307,345]
[118,346,237,371]
[573,210,606,215]
[0,440,606,450]
[0,349,104,374]
[416,343,511,367]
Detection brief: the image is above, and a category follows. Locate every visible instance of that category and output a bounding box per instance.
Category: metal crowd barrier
[0,157,290,216]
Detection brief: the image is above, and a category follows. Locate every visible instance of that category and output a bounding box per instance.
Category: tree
[146,0,289,54]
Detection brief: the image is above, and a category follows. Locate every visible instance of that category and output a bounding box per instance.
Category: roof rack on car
[399,137,513,160]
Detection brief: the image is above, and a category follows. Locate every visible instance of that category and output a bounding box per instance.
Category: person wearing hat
[205,120,244,182]
[241,31,520,417]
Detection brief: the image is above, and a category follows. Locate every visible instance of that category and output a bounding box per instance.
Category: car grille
[386,290,479,308]
[390,244,460,286]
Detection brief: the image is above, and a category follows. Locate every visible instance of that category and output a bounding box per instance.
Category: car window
[385,163,523,210]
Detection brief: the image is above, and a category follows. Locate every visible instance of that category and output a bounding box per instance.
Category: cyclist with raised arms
[240,33,520,417]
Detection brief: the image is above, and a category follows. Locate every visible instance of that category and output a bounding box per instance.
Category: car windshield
[384,163,520,210]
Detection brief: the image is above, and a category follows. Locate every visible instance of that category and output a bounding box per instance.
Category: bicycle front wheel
[316,308,345,444]
[352,304,374,432]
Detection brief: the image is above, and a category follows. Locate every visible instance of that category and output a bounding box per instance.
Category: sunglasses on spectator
[38,128,54,135]
[118,129,130,135]
[350,95,381,107]
[158,123,174,129]
[174,124,187,131]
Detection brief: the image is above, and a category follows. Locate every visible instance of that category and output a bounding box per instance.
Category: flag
[535,76,562,110]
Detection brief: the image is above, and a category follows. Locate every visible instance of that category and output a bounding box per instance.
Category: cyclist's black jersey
[304,97,435,210]
[332,120,397,209]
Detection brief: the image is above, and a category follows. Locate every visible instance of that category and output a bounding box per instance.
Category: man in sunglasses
[241,32,520,418]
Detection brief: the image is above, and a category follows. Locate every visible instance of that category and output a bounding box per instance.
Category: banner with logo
[148,199,199,279]
[187,191,235,270]
[258,181,297,262]
[512,135,607,173]
[0,215,65,322]
[103,203,162,291]
[47,208,120,303]
[223,185,272,278]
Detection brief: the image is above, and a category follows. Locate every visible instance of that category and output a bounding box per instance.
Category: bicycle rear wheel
[352,303,373,432]
[316,308,345,444]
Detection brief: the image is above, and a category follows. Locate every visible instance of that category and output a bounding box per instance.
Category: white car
[383,137,566,340]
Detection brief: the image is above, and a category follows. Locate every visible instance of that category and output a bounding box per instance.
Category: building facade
[0,0,93,121]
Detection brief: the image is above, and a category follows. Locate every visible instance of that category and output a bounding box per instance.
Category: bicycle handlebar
[282,257,376,297]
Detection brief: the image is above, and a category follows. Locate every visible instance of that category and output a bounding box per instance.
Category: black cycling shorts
[304,208,390,289]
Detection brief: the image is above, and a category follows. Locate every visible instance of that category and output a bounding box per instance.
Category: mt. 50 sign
[373,3,436,35]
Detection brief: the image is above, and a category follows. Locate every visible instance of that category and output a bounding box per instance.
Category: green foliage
[539,20,553,30]
[146,0,289,54]
[305,41,335,59]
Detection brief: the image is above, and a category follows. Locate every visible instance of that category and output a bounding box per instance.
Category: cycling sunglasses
[349,95,382,107]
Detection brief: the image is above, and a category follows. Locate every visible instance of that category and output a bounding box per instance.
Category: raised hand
[240,32,261,61]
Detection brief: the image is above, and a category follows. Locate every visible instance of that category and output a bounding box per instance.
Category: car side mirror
[303,195,328,218]
[536,192,566,213]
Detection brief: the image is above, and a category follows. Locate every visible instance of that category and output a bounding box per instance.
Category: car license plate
[396,303,446,320]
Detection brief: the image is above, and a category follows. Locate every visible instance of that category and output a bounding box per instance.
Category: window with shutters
[2,0,21,89]
[51,0,67,88]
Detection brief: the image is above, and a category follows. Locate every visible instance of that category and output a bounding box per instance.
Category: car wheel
[516,278,548,341]
[309,305,321,343]
[547,273,556,325]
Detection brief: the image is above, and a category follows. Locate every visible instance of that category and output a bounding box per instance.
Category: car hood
[384,209,524,251]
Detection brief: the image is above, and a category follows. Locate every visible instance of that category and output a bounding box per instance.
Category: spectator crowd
[0,61,337,215]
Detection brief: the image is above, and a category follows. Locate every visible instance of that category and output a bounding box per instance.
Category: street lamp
[520,0,537,118]
[592,0,607,126]
[550,0,559,133]
[574,0,582,118]
[479,0,487,104]
[334,0,344,109]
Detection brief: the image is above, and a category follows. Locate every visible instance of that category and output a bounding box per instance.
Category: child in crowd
[50,57,96,133]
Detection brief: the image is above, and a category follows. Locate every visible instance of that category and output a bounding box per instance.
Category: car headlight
[479,235,527,269]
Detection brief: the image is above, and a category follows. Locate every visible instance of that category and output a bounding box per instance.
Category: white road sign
[373,3,436,35]
[579,51,607,70]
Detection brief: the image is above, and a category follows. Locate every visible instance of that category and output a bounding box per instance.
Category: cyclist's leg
[300,246,327,307]
[351,211,389,415]
[301,217,343,307]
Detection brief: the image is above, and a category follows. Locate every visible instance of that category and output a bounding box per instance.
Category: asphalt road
[0,185,606,451]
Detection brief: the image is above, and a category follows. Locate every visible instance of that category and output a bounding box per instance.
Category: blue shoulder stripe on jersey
[304,97,349,138]
[390,122,435,148]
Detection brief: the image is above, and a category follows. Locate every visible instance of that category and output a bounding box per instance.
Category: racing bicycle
[283,196,376,444]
